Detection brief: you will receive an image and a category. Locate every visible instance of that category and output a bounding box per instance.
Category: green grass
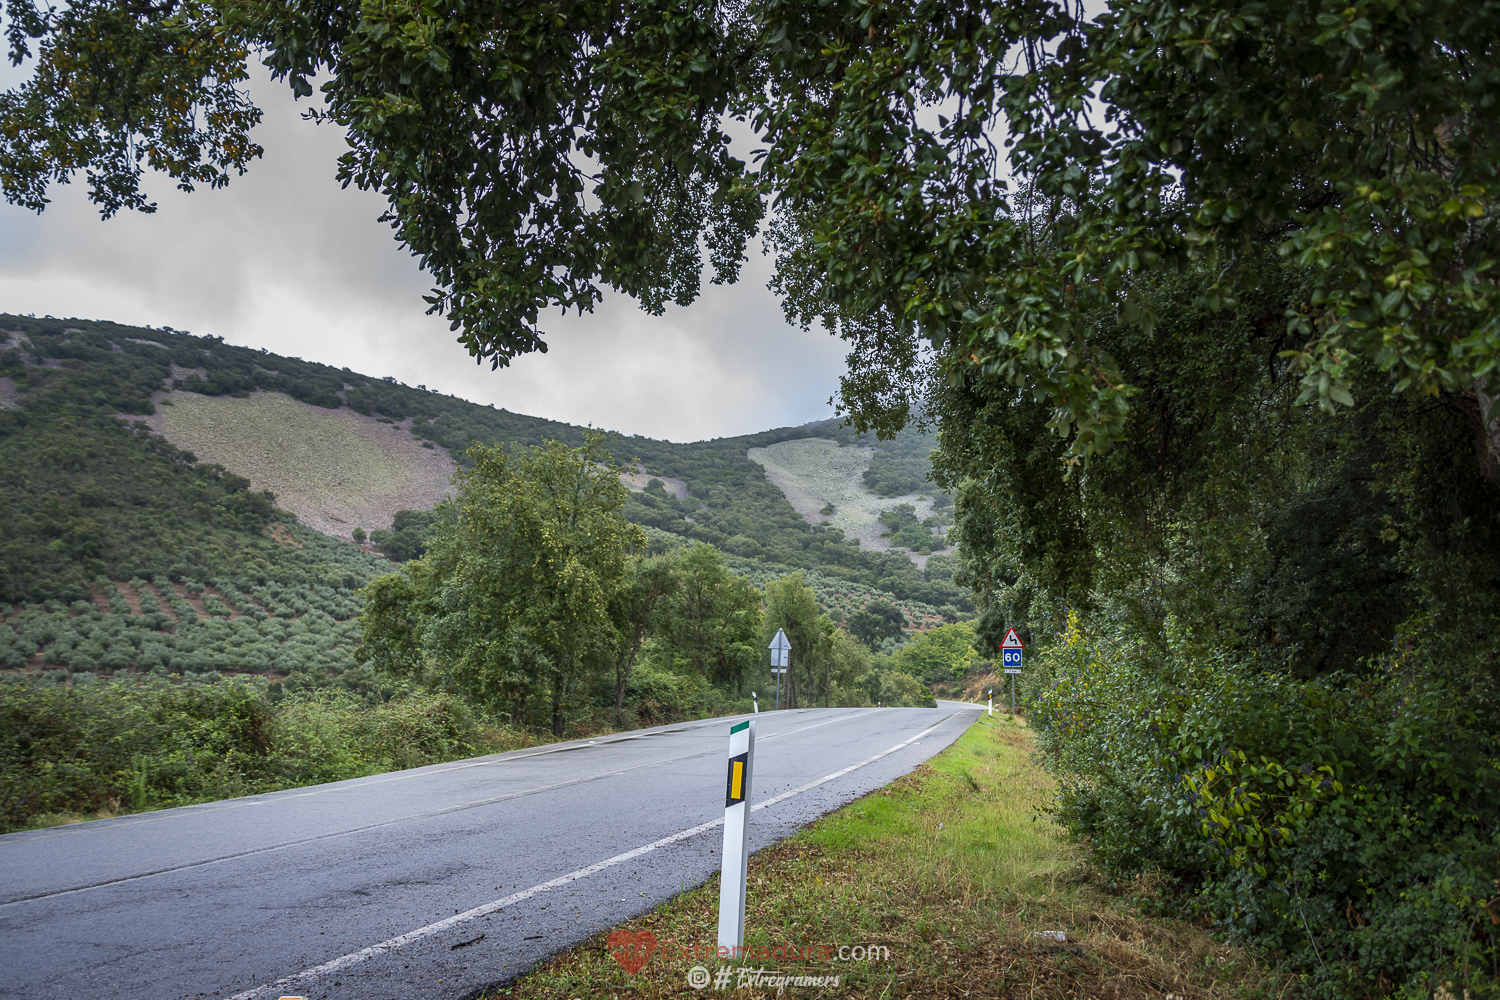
[480,717,1291,999]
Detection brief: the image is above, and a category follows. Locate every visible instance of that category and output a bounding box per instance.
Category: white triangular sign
[1001,628,1025,649]
[769,628,791,667]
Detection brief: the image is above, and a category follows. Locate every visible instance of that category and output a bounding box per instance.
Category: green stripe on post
[730,721,749,734]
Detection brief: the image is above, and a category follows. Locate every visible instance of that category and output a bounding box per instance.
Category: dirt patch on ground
[131,390,457,542]
[115,583,144,616]
[618,466,689,500]
[167,365,207,387]
[747,437,952,565]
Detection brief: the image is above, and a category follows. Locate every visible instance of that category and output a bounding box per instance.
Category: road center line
[224,711,963,1000]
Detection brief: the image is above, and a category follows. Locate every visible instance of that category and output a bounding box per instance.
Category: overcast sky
[0,66,847,443]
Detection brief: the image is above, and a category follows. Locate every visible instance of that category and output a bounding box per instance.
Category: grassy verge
[479,716,1293,999]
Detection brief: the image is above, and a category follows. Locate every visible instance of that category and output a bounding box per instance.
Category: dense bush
[939,251,1500,996]
[1027,616,1499,997]
[888,622,980,685]
[845,599,906,649]
[0,676,542,833]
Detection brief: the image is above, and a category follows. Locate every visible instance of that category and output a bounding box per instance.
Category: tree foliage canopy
[359,434,643,734]
[7,0,1498,459]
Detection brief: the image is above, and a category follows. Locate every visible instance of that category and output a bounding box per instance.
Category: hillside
[0,313,970,686]
[136,390,457,538]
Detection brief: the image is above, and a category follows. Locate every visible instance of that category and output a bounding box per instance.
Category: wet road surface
[0,703,980,999]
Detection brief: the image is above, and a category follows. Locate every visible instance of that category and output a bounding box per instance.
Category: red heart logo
[607,928,658,976]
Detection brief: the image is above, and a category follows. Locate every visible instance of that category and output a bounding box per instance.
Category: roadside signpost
[769,629,790,709]
[717,719,757,952]
[1001,628,1024,715]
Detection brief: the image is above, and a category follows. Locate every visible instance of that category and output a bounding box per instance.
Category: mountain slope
[134,390,457,539]
[0,314,969,632]
[0,313,975,689]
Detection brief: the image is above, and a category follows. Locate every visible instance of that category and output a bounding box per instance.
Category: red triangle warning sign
[1000,628,1025,649]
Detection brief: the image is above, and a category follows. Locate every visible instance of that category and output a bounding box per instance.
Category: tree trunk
[615,623,646,717]
[551,669,564,737]
[1469,379,1500,484]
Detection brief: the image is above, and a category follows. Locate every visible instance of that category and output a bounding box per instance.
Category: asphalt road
[0,702,981,1000]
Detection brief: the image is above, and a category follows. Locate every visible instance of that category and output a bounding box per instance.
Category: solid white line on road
[225,711,963,1000]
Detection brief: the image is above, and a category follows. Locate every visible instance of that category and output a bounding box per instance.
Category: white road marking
[225,712,961,1000]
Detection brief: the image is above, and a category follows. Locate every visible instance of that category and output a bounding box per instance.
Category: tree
[659,544,763,691]
[8,0,1498,459]
[357,435,643,735]
[607,552,678,718]
[369,509,440,562]
[845,599,905,651]
[761,572,831,709]
[893,622,979,686]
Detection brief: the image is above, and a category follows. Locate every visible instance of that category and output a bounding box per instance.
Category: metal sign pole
[716,719,756,953]
[1001,628,1025,718]
[769,629,791,712]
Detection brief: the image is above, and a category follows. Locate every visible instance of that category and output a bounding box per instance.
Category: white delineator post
[987,688,993,716]
[752,691,759,713]
[717,719,756,954]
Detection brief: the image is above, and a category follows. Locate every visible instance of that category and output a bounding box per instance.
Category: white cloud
[0,65,844,442]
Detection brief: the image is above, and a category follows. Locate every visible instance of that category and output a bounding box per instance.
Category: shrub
[0,678,540,832]
[1027,615,1500,998]
[861,668,933,707]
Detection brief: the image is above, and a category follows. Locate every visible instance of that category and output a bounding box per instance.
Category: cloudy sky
[0,65,847,443]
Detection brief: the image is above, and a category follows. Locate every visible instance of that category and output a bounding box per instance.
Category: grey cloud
[0,65,844,442]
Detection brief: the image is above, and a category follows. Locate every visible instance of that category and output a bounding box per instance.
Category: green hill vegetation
[0,313,966,608]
